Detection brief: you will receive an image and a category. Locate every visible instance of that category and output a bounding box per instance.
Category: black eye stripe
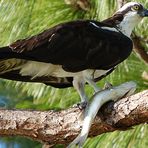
[133,4,143,10]
[136,4,143,9]
[120,4,143,15]
[121,7,132,15]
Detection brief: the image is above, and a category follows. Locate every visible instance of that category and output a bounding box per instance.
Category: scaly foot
[73,101,88,110]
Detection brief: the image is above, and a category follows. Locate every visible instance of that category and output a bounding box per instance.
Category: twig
[117,0,125,9]
[64,0,90,11]
[132,34,148,64]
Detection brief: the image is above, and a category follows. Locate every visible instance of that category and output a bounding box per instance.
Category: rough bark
[132,35,148,64]
[64,0,90,11]
[0,90,148,146]
[117,0,125,9]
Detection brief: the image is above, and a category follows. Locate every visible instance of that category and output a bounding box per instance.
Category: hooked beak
[139,9,148,17]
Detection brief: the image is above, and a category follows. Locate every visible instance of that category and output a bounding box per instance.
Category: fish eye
[132,5,140,11]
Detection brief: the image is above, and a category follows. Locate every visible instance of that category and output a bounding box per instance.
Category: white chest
[117,13,142,37]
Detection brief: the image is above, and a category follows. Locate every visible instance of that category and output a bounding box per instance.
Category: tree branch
[117,0,125,9]
[0,90,148,146]
[132,34,148,64]
[64,0,90,11]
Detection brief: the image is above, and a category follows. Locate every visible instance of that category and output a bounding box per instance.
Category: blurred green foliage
[0,0,147,147]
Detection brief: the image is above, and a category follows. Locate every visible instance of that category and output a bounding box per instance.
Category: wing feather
[2,20,132,73]
[0,58,73,88]
[0,59,26,74]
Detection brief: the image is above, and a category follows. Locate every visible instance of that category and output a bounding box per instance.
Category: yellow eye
[132,5,139,10]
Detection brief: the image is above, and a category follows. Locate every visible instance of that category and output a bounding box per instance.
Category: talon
[77,101,88,110]
[103,81,113,89]
[72,101,88,110]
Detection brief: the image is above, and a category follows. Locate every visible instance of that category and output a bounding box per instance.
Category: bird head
[115,2,148,37]
[102,2,148,37]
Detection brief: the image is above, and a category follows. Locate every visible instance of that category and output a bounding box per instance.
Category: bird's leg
[73,77,88,109]
[68,81,137,148]
[85,77,101,92]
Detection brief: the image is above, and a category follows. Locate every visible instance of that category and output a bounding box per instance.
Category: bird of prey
[0,2,147,107]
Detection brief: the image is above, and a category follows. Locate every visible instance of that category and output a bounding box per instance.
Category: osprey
[0,2,147,106]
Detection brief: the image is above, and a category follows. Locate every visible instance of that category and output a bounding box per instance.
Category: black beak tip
[145,10,148,17]
[143,9,148,17]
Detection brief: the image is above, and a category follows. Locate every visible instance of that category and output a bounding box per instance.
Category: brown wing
[1,20,132,73]
[9,29,56,53]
